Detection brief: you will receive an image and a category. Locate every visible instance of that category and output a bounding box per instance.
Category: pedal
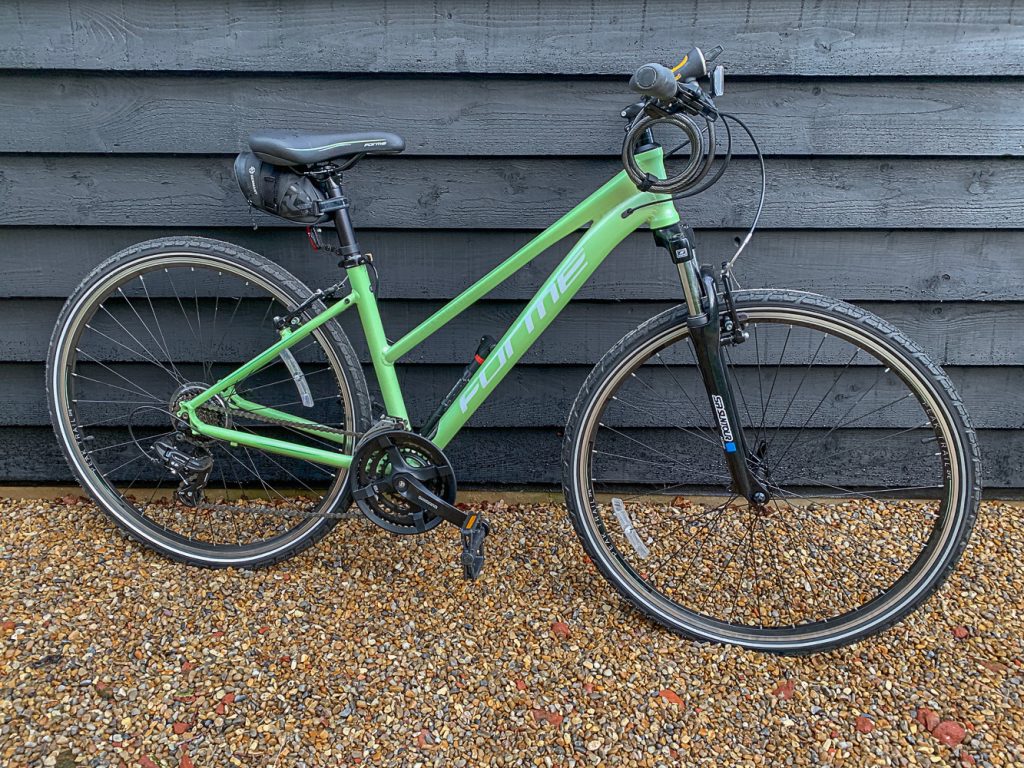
[385,467,491,578]
[460,517,490,580]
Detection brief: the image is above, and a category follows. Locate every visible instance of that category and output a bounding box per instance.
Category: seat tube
[347,265,410,425]
[323,175,362,258]
[322,174,409,424]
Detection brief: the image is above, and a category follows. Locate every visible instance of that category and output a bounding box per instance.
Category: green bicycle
[47,48,980,652]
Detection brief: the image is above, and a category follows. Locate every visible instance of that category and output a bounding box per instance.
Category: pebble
[0,497,1020,767]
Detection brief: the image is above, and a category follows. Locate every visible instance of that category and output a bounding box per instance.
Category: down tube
[431,212,650,449]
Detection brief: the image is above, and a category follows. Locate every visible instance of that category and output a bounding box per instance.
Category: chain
[188,402,361,520]
[197,499,358,519]
[202,399,360,439]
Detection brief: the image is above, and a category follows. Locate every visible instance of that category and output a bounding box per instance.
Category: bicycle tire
[562,289,981,653]
[47,236,372,568]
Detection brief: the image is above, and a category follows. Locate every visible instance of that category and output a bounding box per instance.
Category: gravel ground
[0,495,1020,768]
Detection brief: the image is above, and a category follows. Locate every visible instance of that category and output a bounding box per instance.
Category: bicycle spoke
[758,324,791,442]
[766,347,860,475]
[74,348,168,405]
[118,285,186,384]
[763,333,827,456]
[139,275,187,384]
[579,305,959,640]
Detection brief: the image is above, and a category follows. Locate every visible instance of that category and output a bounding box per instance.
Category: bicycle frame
[179,148,681,469]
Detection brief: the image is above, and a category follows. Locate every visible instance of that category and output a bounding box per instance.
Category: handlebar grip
[629,63,679,101]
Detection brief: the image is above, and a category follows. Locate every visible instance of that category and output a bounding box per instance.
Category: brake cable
[720,112,765,273]
[621,111,765,277]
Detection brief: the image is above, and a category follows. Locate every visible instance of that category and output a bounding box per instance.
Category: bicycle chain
[196,500,358,520]
[203,400,360,439]
[189,401,360,520]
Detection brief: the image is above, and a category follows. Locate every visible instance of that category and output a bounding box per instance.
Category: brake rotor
[349,428,455,535]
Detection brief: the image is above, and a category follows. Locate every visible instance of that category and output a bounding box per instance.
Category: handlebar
[620,46,728,196]
[627,46,723,121]
[630,46,717,102]
[629,63,679,101]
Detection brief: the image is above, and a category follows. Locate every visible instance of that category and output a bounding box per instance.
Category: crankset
[348,425,490,579]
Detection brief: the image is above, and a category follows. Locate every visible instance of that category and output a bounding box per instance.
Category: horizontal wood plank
[6,298,1023,366]
[1,74,1021,157]
[2,156,1022,229]
[2,1,1023,76]
[1,227,1021,302]
[6,362,1020,430]
[3,426,1019,487]
[2,0,1022,489]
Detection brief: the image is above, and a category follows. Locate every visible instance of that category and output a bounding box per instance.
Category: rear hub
[169,382,231,444]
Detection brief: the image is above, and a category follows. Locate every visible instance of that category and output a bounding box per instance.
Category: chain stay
[188,401,359,519]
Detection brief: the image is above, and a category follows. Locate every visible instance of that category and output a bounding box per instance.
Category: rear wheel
[563,289,981,653]
[47,237,371,568]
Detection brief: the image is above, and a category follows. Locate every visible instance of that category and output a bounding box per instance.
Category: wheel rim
[52,252,358,562]
[572,303,967,648]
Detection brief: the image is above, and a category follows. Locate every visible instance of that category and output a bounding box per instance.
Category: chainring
[349,428,455,535]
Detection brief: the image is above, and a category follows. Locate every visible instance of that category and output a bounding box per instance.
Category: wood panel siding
[2,1,1022,75]
[3,156,1023,229]
[0,0,1020,488]
[0,74,1020,157]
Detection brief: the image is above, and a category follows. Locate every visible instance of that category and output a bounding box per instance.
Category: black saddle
[248,130,405,167]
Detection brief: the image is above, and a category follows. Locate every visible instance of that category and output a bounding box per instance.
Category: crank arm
[389,473,490,579]
[389,473,471,528]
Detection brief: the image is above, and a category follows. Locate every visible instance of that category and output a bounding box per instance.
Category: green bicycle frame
[179,148,681,467]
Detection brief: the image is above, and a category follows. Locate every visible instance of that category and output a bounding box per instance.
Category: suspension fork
[654,224,768,504]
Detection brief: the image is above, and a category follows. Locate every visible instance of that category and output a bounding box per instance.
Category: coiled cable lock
[621,108,717,194]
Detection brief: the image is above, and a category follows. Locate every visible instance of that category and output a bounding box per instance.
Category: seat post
[322,174,363,264]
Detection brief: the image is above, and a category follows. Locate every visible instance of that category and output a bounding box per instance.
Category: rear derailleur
[349,422,490,579]
[150,435,213,507]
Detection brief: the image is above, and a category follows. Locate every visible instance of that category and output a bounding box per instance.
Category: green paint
[181,148,679,464]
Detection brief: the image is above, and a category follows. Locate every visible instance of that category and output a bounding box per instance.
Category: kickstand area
[460,516,490,580]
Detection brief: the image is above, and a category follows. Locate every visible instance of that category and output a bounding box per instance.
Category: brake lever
[620,100,647,122]
[676,82,719,120]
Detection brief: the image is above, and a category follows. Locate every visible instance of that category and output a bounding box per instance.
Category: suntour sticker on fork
[711,394,737,453]
[611,498,650,559]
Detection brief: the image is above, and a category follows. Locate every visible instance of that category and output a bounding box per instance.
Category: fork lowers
[654,224,769,505]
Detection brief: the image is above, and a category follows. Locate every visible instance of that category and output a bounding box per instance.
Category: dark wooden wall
[0,0,1022,488]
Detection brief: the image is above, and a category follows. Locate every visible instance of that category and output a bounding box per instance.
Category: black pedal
[460,517,490,580]
[386,468,492,579]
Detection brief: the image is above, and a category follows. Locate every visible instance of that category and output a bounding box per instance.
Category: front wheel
[562,289,981,653]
